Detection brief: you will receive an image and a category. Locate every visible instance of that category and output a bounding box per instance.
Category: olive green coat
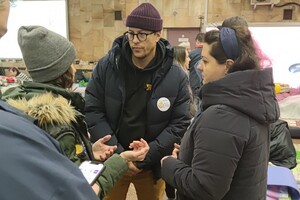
[2,81,128,198]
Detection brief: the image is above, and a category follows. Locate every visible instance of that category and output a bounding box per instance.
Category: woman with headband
[161,27,279,200]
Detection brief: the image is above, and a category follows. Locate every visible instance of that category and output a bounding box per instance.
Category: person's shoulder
[95,52,117,72]
[170,63,188,76]
[200,105,240,126]
[189,48,202,59]
[205,104,247,117]
[0,100,38,127]
[1,82,43,101]
[202,104,251,131]
[0,100,27,117]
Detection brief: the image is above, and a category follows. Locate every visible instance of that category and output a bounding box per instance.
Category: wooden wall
[68,0,300,61]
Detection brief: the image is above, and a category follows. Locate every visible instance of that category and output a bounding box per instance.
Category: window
[0,0,68,59]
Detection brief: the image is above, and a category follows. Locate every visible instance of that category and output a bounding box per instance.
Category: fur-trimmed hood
[7,92,78,129]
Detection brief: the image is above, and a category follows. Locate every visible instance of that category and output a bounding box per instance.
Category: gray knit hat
[126,3,163,31]
[18,26,76,83]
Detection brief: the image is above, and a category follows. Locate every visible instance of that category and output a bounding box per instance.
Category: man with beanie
[85,2,191,200]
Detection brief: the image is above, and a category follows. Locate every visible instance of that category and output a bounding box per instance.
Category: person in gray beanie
[1,25,151,199]
[84,3,191,200]
[2,25,77,96]
[0,3,98,200]
[18,26,76,83]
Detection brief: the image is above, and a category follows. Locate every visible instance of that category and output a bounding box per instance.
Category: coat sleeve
[137,73,191,170]
[57,132,82,165]
[84,58,124,152]
[58,134,129,199]
[161,107,247,200]
[97,154,128,198]
[269,119,297,169]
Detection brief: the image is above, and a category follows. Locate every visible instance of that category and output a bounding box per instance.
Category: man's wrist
[120,152,130,163]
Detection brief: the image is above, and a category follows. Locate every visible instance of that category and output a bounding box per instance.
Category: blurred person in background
[188,33,205,113]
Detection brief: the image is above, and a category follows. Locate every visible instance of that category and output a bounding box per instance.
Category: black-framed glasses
[124,31,154,42]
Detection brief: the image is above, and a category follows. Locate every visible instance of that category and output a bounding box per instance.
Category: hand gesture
[161,143,180,166]
[92,135,117,161]
[120,138,149,176]
[171,143,180,159]
[120,138,149,162]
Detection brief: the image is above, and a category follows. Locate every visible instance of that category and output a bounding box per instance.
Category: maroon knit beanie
[126,3,163,32]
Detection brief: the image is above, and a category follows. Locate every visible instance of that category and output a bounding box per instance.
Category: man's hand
[92,135,117,161]
[120,138,149,162]
[120,138,149,176]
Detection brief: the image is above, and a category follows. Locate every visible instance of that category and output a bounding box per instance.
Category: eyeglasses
[124,31,154,42]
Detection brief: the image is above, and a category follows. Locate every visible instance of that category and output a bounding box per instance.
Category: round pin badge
[157,97,171,112]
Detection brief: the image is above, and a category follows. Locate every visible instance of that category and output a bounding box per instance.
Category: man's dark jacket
[162,68,280,200]
[85,36,191,177]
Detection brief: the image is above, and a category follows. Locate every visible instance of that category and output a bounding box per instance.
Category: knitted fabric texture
[18,26,76,83]
[126,3,163,31]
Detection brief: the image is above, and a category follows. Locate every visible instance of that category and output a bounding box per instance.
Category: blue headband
[219,27,239,61]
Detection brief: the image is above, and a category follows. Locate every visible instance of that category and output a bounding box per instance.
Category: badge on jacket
[145,83,152,91]
[157,97,171,112]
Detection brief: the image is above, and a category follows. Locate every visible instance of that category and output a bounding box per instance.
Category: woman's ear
[225,59,234,73]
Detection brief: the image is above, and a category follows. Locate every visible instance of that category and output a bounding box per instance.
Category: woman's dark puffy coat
[162,68,279,200]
